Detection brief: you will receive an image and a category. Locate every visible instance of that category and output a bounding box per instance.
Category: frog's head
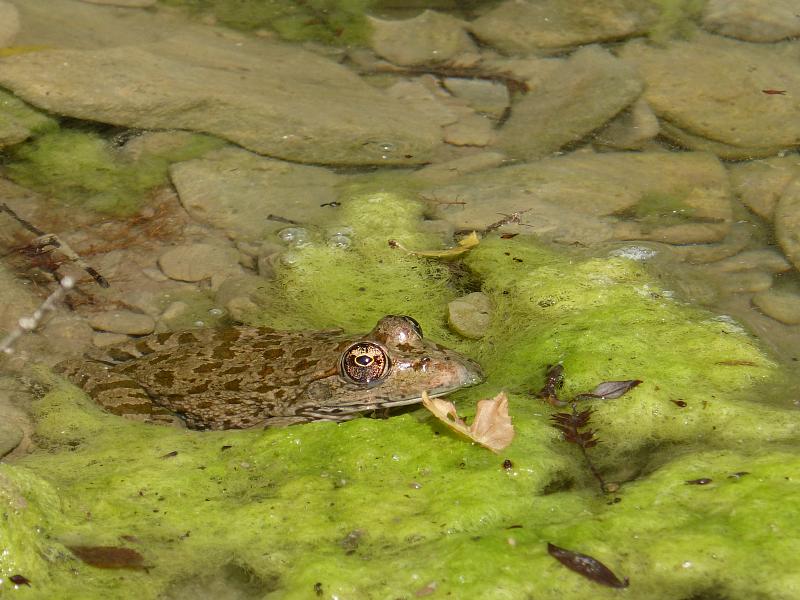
[302,315,483,420]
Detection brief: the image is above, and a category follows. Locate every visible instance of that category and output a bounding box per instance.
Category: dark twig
[0,203,109,288]
[485,209,533,233]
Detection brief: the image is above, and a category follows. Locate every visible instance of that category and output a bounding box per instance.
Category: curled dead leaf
[422,390,514,453]
[388,231,480,259]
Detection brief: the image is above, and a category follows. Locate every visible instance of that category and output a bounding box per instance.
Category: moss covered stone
[4,193,800,598]
[158,0,374,45]
[5,129,225,215]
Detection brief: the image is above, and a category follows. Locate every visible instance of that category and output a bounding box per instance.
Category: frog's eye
[340,342,391,385]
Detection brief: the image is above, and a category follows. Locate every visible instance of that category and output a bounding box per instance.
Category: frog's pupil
[355,355,373,367]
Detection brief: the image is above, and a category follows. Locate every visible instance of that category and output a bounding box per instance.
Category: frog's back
[58,326,351,429]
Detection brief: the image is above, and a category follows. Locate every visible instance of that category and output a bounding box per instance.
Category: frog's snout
[457,356,485,387]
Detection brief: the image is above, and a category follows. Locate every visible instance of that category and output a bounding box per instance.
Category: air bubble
[280,251,300,267]
[277,227,309,246]
[327,234,351,249]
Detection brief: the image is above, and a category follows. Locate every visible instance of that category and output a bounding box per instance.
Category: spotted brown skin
[56,316,483,430]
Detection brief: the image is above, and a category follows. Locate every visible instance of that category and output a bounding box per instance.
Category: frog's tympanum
[57,316,483,430]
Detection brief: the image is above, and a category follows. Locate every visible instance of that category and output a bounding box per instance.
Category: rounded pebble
[719,271,773,294]
[752,289,800,325]
[89,310,156,335]
[158,243,241,282]
[447,292,492,339]
[92,332,131,347]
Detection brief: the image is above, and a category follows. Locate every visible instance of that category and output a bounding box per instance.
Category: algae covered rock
[0,465,64,592]
[8,193,800,598]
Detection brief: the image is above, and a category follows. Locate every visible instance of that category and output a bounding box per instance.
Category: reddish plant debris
[671,399,687,407]
[9,575,31,586]
[68,545,148,570]
[761,89,786,95]
[547,543,629,588]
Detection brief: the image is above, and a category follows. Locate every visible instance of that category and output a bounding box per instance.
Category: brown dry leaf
[389,231,480,259]
[422,390,514,453]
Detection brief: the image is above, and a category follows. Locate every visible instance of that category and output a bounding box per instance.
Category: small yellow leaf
[389,231,480,259]
[422,390,514,453]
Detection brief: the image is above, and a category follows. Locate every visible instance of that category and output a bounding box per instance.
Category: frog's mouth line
[299,388,455,420]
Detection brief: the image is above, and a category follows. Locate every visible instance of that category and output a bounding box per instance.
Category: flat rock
[158,243,241,283]
[442,77,509,119]
[170,147,341,241]
[412,151,507,186]
[702,0,800,42]
[0,1,19,47]
[593,97,660,150]
[427,151,731,245]
[620,35,800,159]
[774,177,800,271]
[0,34,444,166]
[470,0,659,54]
[752,289,800,325]
[368,10,475,66]
[495,46,643,160]
[443,114,495,147]
[728,156,800,221]
[89,310,155,335]
[710,249,792,274]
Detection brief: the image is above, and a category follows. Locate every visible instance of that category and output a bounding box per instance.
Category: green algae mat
[2,194,800,598]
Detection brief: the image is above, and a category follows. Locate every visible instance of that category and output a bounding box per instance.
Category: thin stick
[0,276,75,355]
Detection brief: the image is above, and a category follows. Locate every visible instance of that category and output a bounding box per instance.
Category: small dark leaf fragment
[502,459,513,470]
[686,478,713,485]
[68,545,147,570]
[671,399,687,407]
[159,450,178,459]
[9,574,31,586]
[575,380,642,401]
[314,582,323,596]
[500,233,519,239]
[220,445,233,451]
[547,543,629,588]
[728,471,750,479]
[536,364,565,406]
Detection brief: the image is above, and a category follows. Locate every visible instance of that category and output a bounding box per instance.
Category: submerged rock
[368,10,475,66]
[496,46,642,160]
[88,310,156,336]
[702,0,800,42]
[170,147,341,241]
[752,288,800,325]
[470,0,659,54]
[427,151,731,244]
[0,34,444,165]
[728,156,800,221]
[774,176,800,270]
[620,34,800,159]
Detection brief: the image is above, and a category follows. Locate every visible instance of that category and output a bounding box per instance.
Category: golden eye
[340,342,390,385]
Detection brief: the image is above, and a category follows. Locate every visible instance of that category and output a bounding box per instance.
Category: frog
[56,315,483,430]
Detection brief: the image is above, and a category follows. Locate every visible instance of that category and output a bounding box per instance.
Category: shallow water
[1,1,799,598]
